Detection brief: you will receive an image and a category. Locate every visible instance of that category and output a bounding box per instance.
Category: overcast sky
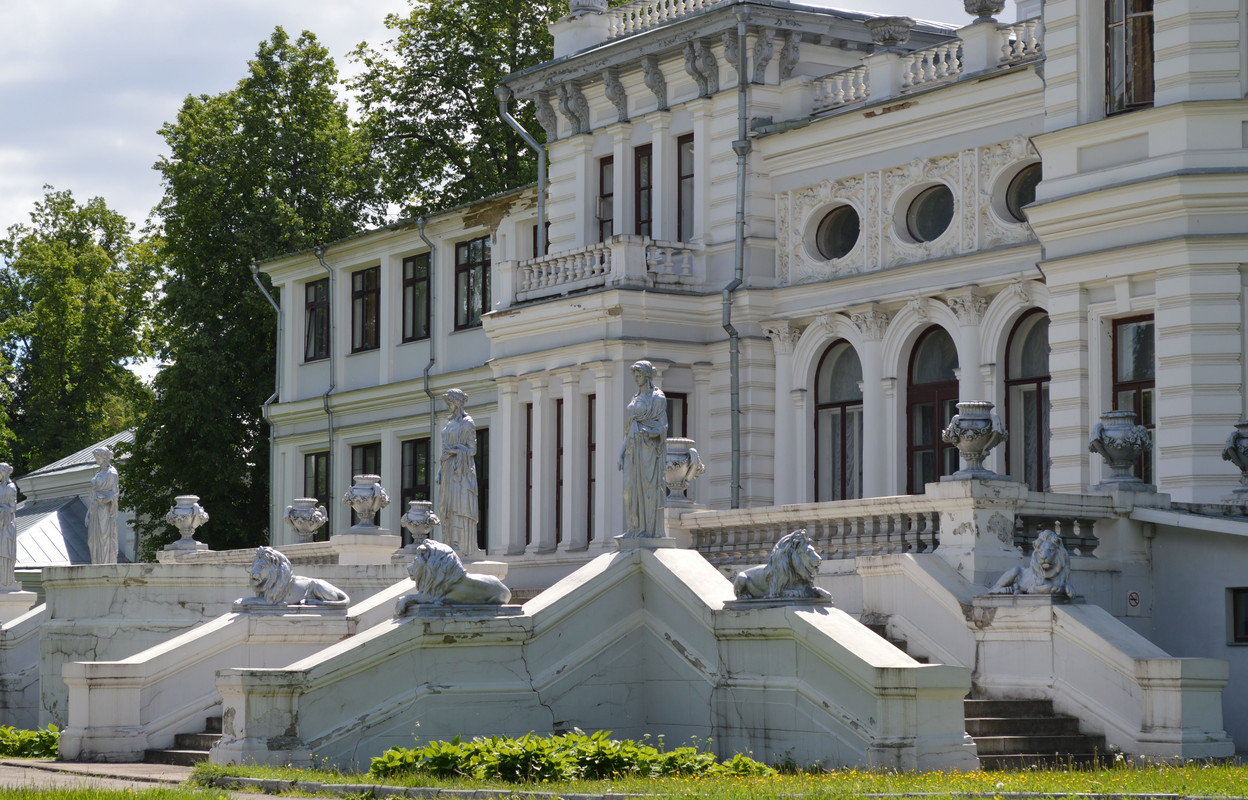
[1,0,994,233]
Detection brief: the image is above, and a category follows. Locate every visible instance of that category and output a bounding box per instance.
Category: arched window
[907,326,959,493]
[815,341,863,501]
[1005,311,1050,491]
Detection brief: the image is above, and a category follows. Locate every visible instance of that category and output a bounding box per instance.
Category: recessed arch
[815,340,864,501]
[906,325,960,493]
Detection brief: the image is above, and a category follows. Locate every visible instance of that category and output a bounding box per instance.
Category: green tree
[0,187,158,474]
[124,28,382,557]
[350,0,562,215]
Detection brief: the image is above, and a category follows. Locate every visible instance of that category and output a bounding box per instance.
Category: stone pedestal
[330,531,403,565]
[926,478,1028,587]
[0,590,37,624]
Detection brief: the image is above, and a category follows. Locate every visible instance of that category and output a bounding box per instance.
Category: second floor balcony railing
[605,0,729,39]
[501,235,701,306]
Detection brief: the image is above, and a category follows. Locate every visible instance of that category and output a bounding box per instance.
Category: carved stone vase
[284,497,328,543]
[342,474,390,529]
[1221,420,1248,494]
[964,0,1006,23]
[164,495,209,551]
[664,437,706,501]
[1089,410,1152,487]
[941,401,1007,479]
[400,500,440,543]
[865,16,915,48]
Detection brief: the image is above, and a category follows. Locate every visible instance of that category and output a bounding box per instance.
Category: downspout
[418,216,438,512]
[251,263,281,544]
[725,5,751,508]
[495,85,546,256]
[313,246,336,519]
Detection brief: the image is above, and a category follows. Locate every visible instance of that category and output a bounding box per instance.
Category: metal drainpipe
[418,216,438,512]
[725,5,751,509]
[495,85,546,257]
[251,263,281,543]
[313,246,336,518]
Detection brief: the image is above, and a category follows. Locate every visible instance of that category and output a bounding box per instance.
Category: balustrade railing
[647,241,695,281]
[902,41,964,90]
[812,65,870,113]
[516,244,612,301]
[1000,19,1043,63]
[606,0,728,39]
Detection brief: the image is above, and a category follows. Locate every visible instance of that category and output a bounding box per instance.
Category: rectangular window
[1112,315,1155,483]
[351,266,380,352]
[475,428,490,552]
[304,279,329,362]
[402,253,430,343]
[524,404,533,546]
[677,134,695,242]
[634,144,652,237]
[303,451,331,541]
[530,221,550,259]
[586,393,596,542]
[597,156,615,243]
[1106,0,1154,115]
[399,438,431,545]
[666,392,689,439]
[455,236,490,329]
[555,398,564,545]
[349,442,381,525]
[1231,588,1248,644]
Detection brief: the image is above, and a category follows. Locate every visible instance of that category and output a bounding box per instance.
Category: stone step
[965,715,1081,737]
[143,748,210,767]
[174,732,222,750]
[205,716,222,734]
[979,751,1106,771]
[964,698,1055,719]
[973,733,1107,756]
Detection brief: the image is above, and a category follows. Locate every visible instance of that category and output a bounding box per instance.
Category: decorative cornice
[642,55,668,111]
[752,29,775,84]
[722,31,738,71]
[684,39,719,97]
[850,307,889,341]
[779,31,800,81]
[533,90,558,141]
[763,321,804,354]
[556,81,591,135]
[603,68,628,123]
[946,291,988,325]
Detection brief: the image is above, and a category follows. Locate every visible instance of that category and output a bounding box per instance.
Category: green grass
[191,759,1248,798]
[0,790,231,800]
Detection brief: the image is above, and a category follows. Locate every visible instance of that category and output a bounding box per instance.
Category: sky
[0,0,986,234]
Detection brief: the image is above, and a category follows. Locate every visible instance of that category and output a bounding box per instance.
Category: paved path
[0,759,269,798]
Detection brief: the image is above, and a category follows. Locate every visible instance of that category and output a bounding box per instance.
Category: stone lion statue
[989,529,1075,598]
[396,539,511,614]
[237,546,350,607]
[733,529,831,601]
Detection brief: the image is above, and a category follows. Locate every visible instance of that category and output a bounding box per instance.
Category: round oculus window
[815,205,861,260]
[1005,163,1041,222]
[905,184,954,243]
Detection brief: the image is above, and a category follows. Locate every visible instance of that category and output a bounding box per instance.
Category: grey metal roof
[20,429,134,480]
[14,496,129,566]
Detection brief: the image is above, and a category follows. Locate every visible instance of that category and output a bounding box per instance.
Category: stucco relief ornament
[1220,420,1248,495]
[236,546,349,610]
[343,474,390,529]
[989,529,1075,599]
[603,68,628,122]
[947,293,988,325]
[533,90,559,141]
[779,31,800,80]
[752,28,775,83]
[642,55,668,110]
[942,401,1008,479]
[1089,410,1153,490]
[284,498,328,543]
[733,530,832,602]
[850,308,889,341]
[395,539,511,614]
[164,495,209,552]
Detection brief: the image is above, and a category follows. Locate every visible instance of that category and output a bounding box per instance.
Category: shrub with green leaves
[369,730,774,782]
[0,724,59,758]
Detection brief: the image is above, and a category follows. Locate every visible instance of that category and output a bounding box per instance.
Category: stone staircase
[143,715,221,766]
[965,698,1107,770]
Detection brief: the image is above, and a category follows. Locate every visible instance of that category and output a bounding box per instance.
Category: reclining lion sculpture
[733,529,831,601]
[989,529,1075,598]
[236,546,350,607]
[396,539,511,614]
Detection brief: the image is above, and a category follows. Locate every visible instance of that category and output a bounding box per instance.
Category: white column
[529,376,558,553]
[609,123,634,236]
[495,377,527,555]
[648,112,672,241]
[1046,286,1090,493]
[765,322,802,505]
[790,388,810,502]
[947,290,988,405]
[690,362,713,507]
[561,370,589,551]
[851,306,890,498]
[688,98,712,245]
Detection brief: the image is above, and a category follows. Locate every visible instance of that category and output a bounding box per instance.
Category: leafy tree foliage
[0,188,158,474]
[124,28,382,556]
[350,0,562,215]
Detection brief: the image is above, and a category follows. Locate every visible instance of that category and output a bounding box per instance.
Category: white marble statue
[989,529,1075,598]
[436,389,478,555]
[237,546,349,607]
[395,539,510,613]
[0,463,16,590]
[734,529,832,601]
[86,446,119,564]
[618,360,668,538]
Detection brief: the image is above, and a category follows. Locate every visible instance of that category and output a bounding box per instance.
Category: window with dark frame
[1005,311,1051,492]
[1230,587,1248,644]
[349,442,381,525]
[597,156,615,242]
[815,341,864,502]
[677,134,695,242]
[555,398,564,545]
[634,144,653,237]
[399,438,430,546]
[587,393,596,542]
[1106,0,1154,115]
[907,326,961,494]
[350,266,380,352]
[303,451,331,541]
[402,253,430,343]
[530,221,550,259]
[666,392,689,440]
[1112,315,1155,483]
[304,279,330,362]
[455,236,490,330]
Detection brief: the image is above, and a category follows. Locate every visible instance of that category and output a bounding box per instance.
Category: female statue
[86,446,119,564]
[0,463,16,589]
[618,360,668,538]
[436,389,479,555]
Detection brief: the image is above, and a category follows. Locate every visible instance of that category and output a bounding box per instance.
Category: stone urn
[342,474,390,529]
[865,16,915,49]
[1089,410,1152,487]
[400,500,440,543]
[664,437,707,501]
[163,494,209,551]
[964,0,1006,23]
[284,497,328,543]
[941,401,1008,479]
[1221,420,1248,495]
